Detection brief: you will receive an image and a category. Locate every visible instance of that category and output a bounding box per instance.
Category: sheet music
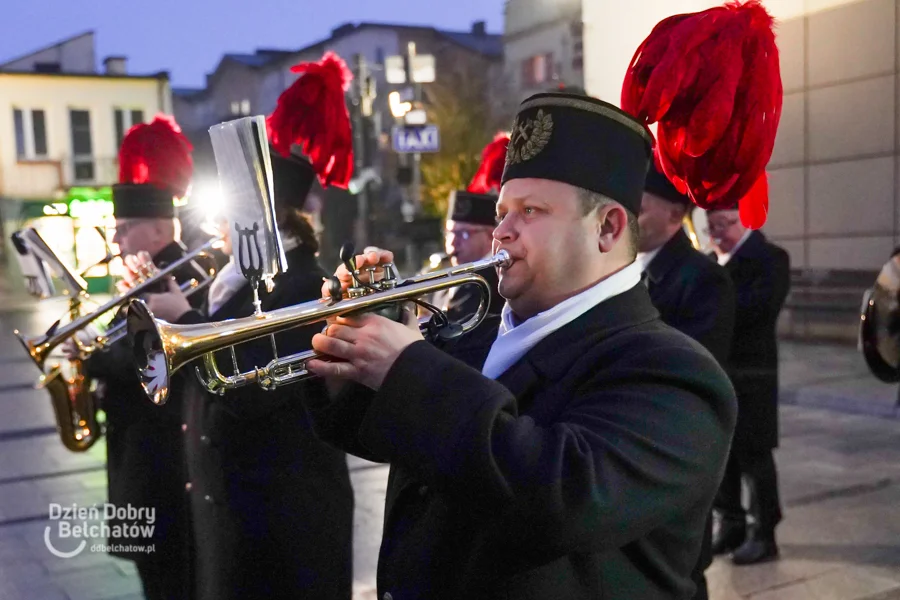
[208,116,287,292]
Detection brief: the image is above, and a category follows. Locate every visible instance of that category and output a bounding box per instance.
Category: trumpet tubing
[13,237,221,371]
[128,250,511,405]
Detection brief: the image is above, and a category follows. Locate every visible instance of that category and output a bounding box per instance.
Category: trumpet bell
[127,300,178,406]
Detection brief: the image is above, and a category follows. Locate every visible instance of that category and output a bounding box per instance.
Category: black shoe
[731,537,779,565]
[711,519,745,555]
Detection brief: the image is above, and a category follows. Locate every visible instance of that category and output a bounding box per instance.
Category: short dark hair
[275,205,319,253]
[577,188,640,259]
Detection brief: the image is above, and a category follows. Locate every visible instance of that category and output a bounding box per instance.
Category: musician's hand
[321,247,396,299]
[117,252,155,294]
[61,338,79,360]
[307,303,421,390]
[145,277,191,322]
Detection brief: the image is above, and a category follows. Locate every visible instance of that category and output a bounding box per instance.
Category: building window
[231,100,251,116]
[520,53,556,88]
[13,108,49,159]
[375,47,385,65]
[69,109,94,182]
[114,108,145,148]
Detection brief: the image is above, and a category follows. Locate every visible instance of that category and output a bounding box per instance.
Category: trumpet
[15,237,221,371]
[128,250,511,405]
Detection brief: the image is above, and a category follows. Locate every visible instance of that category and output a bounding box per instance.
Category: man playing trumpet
[67,115,204,600]
[302,91,738,599]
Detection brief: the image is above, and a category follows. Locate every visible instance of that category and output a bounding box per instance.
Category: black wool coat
[305,283,737,599]
[714,231,790,453]
[177,245,354,600]
[85,241,207,595]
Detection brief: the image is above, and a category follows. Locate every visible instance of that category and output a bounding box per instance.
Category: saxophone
[32,299,102,452]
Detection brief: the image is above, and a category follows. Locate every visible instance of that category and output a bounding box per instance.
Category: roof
[172,86,204,97]
[191,21,501,99]
[0,70,167,81]
[436,30,503,57]
[0,30,94,69]
[292,21,503,59]
[224,53,279,68]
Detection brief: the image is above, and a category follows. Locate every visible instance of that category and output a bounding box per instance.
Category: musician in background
[67,115,205,600]
[637,164,736,599]
[143,53,355,600]
[430,134,509,321]
[707,200,790,565]
[303,92,738,599]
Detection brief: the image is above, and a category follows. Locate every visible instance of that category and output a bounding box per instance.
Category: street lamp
[384,42,435,221]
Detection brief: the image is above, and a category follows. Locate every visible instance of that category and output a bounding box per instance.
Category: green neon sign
[65,186,114,220]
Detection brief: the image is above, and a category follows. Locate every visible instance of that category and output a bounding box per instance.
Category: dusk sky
[0,0,505,88]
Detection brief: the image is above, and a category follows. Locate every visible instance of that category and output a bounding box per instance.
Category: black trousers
[714,448,782,538]
[135,549,193,600]
[689,512,712,600]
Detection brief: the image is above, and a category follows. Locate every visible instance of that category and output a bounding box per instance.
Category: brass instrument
[421,252,453,274]
[128,249,511,405]
[13,237,220,452]
[859,253,900,383]
[683,210,702,251]
[15,236,222,370]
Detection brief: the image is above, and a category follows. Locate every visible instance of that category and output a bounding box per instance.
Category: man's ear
[597,203,628,254]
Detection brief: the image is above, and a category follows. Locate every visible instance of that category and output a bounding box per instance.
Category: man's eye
[495,214,505,224]
[524,207,535,215]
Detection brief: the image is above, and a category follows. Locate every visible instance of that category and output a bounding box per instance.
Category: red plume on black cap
[266,51,354,189]
[621,0,783,229]
[467,133,510,195]
[118,114,193,198]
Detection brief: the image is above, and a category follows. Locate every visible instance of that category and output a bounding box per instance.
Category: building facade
[503,0,584,108]
[580,0,898,340]
[0,32,172,292]
[173,21,503,268]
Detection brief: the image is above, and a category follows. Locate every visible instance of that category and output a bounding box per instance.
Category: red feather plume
[621,0,783,228]
[266,51,354,189]
[117,114,193,198]
[467,133,510,194]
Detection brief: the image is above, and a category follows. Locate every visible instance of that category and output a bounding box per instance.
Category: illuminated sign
[65,187,114,220]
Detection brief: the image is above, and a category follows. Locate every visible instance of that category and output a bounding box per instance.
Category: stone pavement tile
[52,563,143,600]
[0,435,105,480]
[0,558,48,587]
[0,389,57,433]
[707,553,842,598]
[35,471,106,499]
[109,557,138,579]
[749,566,900,600]
[42,548,122,574]
[5,583,69,600]
[79,470,110,491]
[0,364,45,388]
[0,480,46,521]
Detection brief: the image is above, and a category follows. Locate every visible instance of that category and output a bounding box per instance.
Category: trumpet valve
[381,263,398,289]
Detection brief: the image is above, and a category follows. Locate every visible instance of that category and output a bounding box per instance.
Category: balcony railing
[2,156,119,199]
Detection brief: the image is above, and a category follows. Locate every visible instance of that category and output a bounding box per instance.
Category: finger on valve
[136,250,156,278]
